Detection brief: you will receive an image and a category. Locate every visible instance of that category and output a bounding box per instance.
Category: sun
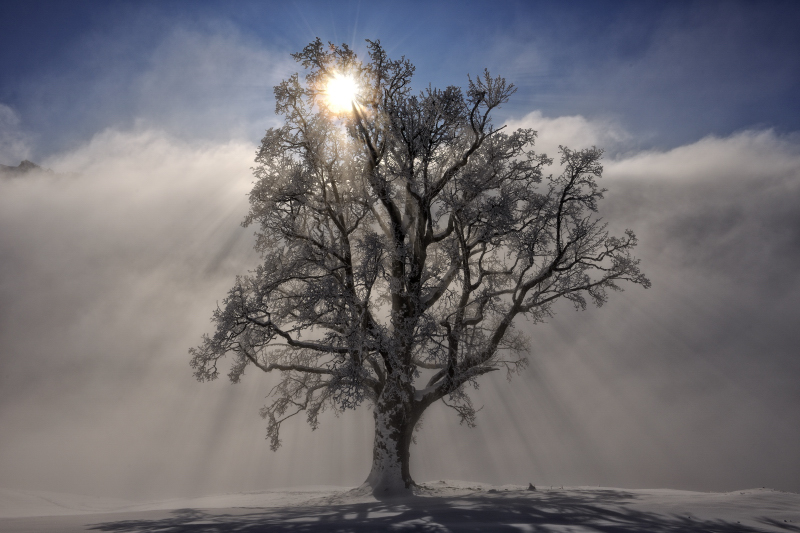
[325,73,359,113]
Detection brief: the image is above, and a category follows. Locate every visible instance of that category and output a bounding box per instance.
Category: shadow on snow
[85,489,788,532]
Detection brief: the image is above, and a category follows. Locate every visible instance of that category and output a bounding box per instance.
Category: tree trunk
[362,387,422,498]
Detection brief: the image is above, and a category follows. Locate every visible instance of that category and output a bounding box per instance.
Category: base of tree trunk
[355,479,417,500]
[361,464,417,499]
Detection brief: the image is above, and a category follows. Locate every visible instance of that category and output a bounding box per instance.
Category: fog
[1,117,798,500]
[413,126,800,494]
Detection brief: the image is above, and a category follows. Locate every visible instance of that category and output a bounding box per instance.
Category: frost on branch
[190,38,649,494]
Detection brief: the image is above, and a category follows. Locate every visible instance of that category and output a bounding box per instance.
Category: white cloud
[504,110,631,164]
[0,129,259,387]
[606,129,800,182]
[602,129,800,282]
[0,128,262,497]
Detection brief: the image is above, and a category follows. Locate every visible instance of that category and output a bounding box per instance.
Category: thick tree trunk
[362,388,422,498]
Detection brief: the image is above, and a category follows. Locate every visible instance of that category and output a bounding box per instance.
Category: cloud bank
[410,121,800,493]
[1,116,799,499]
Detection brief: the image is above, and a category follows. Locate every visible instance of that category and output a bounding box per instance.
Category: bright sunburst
[325,73,359,113]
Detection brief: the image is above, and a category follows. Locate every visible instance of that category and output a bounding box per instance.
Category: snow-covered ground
[0,481,798,532]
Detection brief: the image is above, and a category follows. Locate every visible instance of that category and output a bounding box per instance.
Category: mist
[1,119,798,500]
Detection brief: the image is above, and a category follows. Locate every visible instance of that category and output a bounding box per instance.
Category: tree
[190,39,650,497]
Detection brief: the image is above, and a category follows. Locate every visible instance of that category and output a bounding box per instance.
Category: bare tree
[190,39,650,497]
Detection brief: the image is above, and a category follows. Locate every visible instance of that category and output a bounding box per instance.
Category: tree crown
[190,39,650,450]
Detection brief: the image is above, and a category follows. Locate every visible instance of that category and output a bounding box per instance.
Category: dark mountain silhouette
[0,160,52,176]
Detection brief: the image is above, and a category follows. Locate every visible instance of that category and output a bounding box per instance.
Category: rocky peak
[0,160,52,176]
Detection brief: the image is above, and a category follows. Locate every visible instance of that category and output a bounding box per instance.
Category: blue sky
[2,0,800,160]
[1,1,800,499]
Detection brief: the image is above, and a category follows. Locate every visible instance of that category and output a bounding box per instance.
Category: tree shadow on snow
[88,489,773,532]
